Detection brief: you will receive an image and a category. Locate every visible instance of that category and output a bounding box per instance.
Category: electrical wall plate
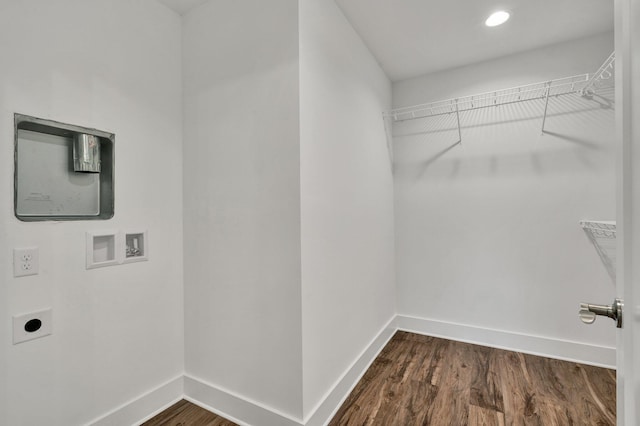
[13,308,52,344]
[86,231,121,269]
[123,230,148,264]
[13,247,39,277]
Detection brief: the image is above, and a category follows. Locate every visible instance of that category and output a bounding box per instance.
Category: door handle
[579,298,623,328]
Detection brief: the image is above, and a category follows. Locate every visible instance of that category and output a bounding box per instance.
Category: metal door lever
[579,298,623,328]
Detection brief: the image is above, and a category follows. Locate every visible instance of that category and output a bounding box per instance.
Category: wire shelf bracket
[541,82,552,135]
[454,99,462,144]
[580,220,617,284]
[580,51,615,97]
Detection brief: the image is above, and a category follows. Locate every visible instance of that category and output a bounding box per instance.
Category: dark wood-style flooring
[330,331,615,425]
[142,399,237,426]
[143,331,616,425]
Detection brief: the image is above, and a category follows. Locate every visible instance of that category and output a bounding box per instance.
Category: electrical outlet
[13,308,52,344]
[13,247,39,277]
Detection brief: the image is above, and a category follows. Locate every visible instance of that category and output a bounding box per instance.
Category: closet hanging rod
[385,74,590,123]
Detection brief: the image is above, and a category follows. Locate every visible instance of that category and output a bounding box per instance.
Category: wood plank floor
[142,400,237,426]
[330,331,616,426]
[142,331,616,425]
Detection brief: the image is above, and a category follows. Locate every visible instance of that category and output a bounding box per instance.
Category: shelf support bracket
[541,82,551,135]
[581,51,615,97]
[382,113,394,167]
[455,99,462,144]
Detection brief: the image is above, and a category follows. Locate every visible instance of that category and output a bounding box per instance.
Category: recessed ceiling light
[485,11,510,27]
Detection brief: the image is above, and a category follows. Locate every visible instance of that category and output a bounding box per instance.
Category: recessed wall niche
[14,114,115,221]
[124,230,148,263]
[86,231,119,269]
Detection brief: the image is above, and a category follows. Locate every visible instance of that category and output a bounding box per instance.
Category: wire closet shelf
[384,51,615,124]
[580,220,616,240]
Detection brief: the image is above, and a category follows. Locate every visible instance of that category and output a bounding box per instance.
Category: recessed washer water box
[14,114,114,221]
[124,230,148,263]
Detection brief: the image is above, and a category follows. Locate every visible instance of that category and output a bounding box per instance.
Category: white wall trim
[88,375,184,426]
[303,316,397,426]
[182,317,397,426]
[87,316,616,426]
[183,375,304,426]
[396,314,616,369]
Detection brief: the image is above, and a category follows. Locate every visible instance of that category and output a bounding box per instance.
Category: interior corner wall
[393,32,617,359]
[182,0,304,419]
[0,1,184,425]
[299,0,395,417]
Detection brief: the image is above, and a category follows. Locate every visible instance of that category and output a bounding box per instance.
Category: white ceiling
[335,0,614,81]
[157,0,614,82]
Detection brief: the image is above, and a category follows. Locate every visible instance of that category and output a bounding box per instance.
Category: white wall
[0,1,184,425]
[182,0,395,421]
[5,1,608,424]
[182,0,304,419]
[393,32,617,356]
[300,0,395,417]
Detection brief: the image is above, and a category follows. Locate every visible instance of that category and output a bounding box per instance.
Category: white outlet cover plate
[13,247,39,277]
[13,308,52,344]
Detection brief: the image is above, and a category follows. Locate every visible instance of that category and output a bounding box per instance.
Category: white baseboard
[182,317,397,426]
[183,375,304,426]
[88,315,615,426]
[396,314,616,369]
[84,317,395,426]
[303,316,397,426]
[88,375,183,426]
